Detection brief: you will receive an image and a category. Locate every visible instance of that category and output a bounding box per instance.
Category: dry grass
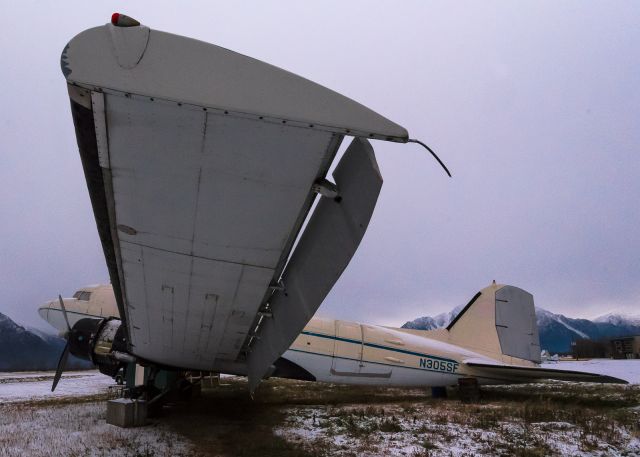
[1,376,638,456]
[262,378,639,456]
[161,377,639,456]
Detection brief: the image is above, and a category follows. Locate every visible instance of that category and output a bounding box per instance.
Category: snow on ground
[272,363,640,456]
[275,396,640,457]
[1,366,639,456]
[0,370,116,403]
[541,359,640,384]
[0,401,195,457]
[0,370,196,457]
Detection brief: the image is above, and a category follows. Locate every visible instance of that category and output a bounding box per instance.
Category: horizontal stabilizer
[464,361,627,384]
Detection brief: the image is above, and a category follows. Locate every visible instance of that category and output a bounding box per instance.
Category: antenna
[407,139,452,178]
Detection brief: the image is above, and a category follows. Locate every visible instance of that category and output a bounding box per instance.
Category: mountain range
[402,307,640,354]
[0,312,91,371]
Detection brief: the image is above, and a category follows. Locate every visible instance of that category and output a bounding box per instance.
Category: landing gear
[114,368,125,385]
[106,362,198,427]
[457,377,480,402]
[431,386,448,398]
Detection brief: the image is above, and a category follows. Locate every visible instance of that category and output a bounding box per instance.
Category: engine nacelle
[69,317,129,377]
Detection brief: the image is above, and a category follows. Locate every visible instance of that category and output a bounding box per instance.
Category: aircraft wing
[464,361,628,384]
[61,20,407,386]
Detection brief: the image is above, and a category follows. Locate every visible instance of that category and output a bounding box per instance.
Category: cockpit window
[73,291,92,301]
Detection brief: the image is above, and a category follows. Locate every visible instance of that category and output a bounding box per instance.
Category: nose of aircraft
[38,298,70,333]
[38,300,56,321]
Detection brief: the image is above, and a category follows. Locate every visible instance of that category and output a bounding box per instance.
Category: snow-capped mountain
[402,307,640,354]
[593,313,640,327]
[0,312,91,371]
[401,305,464,331]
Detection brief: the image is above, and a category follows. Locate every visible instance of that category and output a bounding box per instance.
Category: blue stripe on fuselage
[300,330,457,364]
[287,348,460,375]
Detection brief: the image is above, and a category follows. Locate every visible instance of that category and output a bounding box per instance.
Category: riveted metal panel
[98,91,340,370]
[90,92,110,168]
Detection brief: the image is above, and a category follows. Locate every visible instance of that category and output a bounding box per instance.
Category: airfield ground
[0,361,639,456]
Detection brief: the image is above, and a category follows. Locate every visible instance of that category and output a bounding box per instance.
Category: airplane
[50,14,623,409]
[39,282,625,387]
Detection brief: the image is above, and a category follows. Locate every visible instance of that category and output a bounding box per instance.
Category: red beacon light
[111,13,140,27]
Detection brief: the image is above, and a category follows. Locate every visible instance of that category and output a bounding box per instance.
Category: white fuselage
[38,285,511,387]
[282,321,477,387]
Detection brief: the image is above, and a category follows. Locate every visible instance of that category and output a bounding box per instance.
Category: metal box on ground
[106,398,147,427]
[431,386,448,398]
[458,377,480,403]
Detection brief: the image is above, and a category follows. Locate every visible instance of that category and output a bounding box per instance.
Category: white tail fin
[446,283,541,363]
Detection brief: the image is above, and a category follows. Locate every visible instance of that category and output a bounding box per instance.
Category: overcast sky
[1,1,638,331]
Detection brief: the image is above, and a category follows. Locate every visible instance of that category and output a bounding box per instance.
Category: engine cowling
[68,317,130,377]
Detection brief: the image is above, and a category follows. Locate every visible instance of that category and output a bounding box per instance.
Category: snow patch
[555,316,589,339]
[275,402,640,456]
[0,401,194,456]
[0,370,115,403]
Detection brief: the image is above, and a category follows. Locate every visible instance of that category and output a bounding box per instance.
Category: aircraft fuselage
[39,285,500,387]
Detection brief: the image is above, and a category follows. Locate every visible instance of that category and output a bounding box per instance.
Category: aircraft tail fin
[446,283,541,363]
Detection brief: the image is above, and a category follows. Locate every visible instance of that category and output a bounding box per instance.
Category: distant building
[610,336,640,359]
[572,338,609,359]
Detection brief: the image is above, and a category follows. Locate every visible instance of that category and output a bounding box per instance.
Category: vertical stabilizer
[446,283,541,363]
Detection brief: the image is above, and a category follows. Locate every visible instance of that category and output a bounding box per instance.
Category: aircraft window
[74,291,92,301]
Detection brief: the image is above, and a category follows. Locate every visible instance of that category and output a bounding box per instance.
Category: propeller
[52,295,72,392]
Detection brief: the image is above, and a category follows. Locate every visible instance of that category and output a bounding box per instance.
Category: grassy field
[1,376,639,456]
[164,378,640,456]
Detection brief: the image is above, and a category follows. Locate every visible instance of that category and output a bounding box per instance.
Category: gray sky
[1,1,639,331]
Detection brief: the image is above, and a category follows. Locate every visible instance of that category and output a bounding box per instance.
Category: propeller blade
[52,343,70,392]
[58,294,71,332]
